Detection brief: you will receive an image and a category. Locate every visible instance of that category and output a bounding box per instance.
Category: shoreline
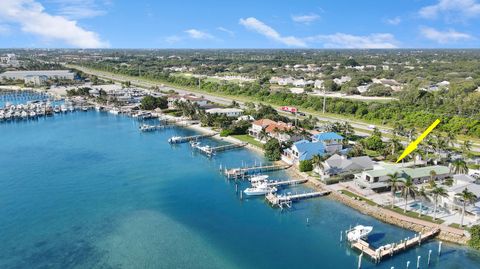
[177,119,470,245]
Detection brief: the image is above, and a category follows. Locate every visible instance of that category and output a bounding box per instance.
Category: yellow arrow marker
[396,119,441,163]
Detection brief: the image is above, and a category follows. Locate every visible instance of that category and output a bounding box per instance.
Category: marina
[0,108,479,269]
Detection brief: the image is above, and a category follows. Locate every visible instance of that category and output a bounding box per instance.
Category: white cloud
[48,0,107,19]
[386,17,401,25]
[217,27,235,36]
[239,17,397,48]
[306,33,398,48]
[291,13,320,24]
[184,29,214,39]
[0,0,108,48]
[239,17,307,47]
[419,0,480,20]
[420,26,473,43]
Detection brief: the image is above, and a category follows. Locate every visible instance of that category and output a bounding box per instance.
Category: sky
[0,0,479,49]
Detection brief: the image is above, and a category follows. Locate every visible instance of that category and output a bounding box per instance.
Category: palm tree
[429,170,437,185]
[258,128,269,142]
[455,188,477,227]
[462,140,472,157]
[387,172,400,208]
[401,175,417,213]
[312,154,324,174]
[417,186,430,217]
[451,159,468,175]
[430,186,449,220]
[385,134,401,156]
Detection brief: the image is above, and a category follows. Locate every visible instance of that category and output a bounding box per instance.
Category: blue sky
[0,0,479,48]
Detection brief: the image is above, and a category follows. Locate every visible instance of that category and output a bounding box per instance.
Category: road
[69,65,480,153]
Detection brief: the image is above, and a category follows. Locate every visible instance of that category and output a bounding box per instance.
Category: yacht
[53,105,61,113]
[60,104,68,113]
[347,225,373,242]
[29,111,37,118]
[109,108,119,115]
[243,183,277,196]
[168,136,183,144]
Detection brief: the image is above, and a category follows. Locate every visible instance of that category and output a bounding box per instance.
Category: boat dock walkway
[168,133,216,144]
[267,179,307,187]
[350,228,440,263]
[224,164,291,179]
[139,124,172,132]
[265,190,330,209]
[194,142,247,156]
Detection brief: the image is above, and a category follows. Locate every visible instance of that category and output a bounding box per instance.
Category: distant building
[0,70,75,83]
[205,108,243,117]
[248,119,297,143]
[24,75,48,86]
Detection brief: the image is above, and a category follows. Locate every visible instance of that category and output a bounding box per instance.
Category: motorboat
[60,104,68,113]
[168,136,183,144]
[243,183,277,196]
[347,225,373,242]
[109,108,119,115]
[53,105,61,113]
[249,175,269,184]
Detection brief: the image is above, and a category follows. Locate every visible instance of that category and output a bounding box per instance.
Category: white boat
[29,111,36,118]
[60,104,67,113]
[347,225,373,242]
[168,136,182,143]
[53,105,60,113]
[249,175,269,184]
[109,108,119,115]
[243,183,277,196]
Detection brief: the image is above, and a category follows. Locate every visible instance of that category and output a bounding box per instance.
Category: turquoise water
[0,110,479,269]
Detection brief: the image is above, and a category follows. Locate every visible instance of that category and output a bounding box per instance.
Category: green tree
[451,159,469,174]
[299,160,313,172]
[430,186,449,220]
[264,138,281,161]
[387,172,401,208]
[140,96,168,110]
[401,176,417,213]
[455,188,477,227]
[468,225,480,250]
[312,154,324,173]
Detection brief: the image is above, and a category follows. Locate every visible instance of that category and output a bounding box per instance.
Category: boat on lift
[243,183,277,196]
[347,225,373,242]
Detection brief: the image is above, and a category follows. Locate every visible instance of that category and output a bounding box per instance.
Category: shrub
[299,160,313,172]
[468,225,480,250]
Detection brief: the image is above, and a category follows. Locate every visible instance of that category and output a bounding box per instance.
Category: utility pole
[323,89,326,114]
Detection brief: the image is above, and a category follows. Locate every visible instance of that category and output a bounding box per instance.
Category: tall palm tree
[429,170,437,185]
[451,159,469,175]
[430,186,449,220]
[462,140,472,158]
[455,188,477,227]
[417,186,430,217]
[387,172,400,208]
[401,175,417,213]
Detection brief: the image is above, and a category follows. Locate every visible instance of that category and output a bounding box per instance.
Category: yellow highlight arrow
[396,119,441,163]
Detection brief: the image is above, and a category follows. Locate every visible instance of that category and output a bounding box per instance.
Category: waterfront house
[354,165,450,192]
[282,132,345,164]
[316,154,374,181]
[205,108,243,117]
[248,119,297,143]
[167,94,208,108]
[311,132,344,153]
[439,174,480,220]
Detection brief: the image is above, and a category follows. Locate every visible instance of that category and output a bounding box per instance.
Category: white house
[440,174,480,221]
[205,108,243,117]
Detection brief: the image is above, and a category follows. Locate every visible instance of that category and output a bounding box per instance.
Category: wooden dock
[168,133,216,144]
[350,228,440,263]
[194,142,247,156]
[265,190,330,209]
[224,164,291,179]
[266,179,307,187]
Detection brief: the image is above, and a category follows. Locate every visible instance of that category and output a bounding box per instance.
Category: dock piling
[428,249,432,265]
[407,261,410,269]
[357,252,363,269]
[438,242,442,256]
[416,256,421,269]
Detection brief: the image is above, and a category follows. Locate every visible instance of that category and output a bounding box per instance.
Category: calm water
[0,109,479,268]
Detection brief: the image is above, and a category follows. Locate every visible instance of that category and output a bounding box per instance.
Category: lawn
[231,135,264,149]
[340,190,377,206]
[387,206,445,224]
